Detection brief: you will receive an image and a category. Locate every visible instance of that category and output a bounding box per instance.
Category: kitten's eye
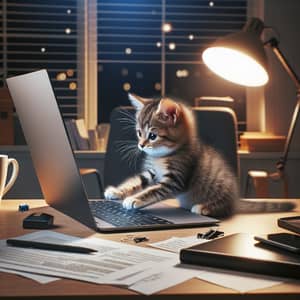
[137,129,142,137]
[148,132,157,141]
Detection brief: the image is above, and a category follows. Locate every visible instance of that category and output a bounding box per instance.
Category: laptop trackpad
[143,201,218,224]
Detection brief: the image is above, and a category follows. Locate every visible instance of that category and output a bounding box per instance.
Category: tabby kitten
[104,94,294,217]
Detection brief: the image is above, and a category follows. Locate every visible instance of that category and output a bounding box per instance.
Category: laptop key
[89,200,173,227]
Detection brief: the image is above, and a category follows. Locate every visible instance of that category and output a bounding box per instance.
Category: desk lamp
[202,17,300,197]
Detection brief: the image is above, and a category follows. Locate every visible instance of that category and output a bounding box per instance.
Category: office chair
[104,107,144,188]
[104,106,239,189]
[79,168,104,197]
[193,107,239,176]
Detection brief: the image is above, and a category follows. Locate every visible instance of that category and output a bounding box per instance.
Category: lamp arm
[277,97,300,171]
[265,38,300,172]
[265,38,300,90]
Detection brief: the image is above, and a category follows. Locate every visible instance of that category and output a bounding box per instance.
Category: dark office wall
[264,0,300,151]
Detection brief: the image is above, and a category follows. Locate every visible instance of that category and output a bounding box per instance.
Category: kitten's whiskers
[117,111,136,133]
[114,140,142,171]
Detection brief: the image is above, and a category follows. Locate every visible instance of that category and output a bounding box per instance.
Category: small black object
[133,236,149,243]
[254,233,300,254]
[18,203,29,212]
[23,213,54,229]
[6,239,97,254]
[278,216,300,234]
[197,229,224,240]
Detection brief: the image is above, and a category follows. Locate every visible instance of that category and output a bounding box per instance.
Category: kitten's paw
[122,197,144,210]
[104,186,125,200]
[191,204,210,215]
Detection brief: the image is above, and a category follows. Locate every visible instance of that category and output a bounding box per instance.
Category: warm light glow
[66,69,74,77]
[56,72,67,81]
[162,23,172,33]
[154,82,161,91]
[188,34,194,40]
[169,43,176,50]
[123,82,131,91]
[125,48,132,55]
[65,28,71,34]
[248,170,268,177]
[202,47,269,87]
[156,42,161,48]
[176,69,189,78]
[69,82,77,90]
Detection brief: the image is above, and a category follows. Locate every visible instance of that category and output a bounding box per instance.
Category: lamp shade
[202,18,269,87]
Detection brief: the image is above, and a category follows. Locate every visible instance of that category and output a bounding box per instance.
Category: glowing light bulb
[176,69,189,78]
[169,43,176,50]
[65,28,71,34]
[40,47,46,53]
[66,69,74,77]
[56,72,67,81]
[162,23,172,33]
[123,82,131,91]
[202,47,269,87]
[69,82,77,90]
[156,42,161,48]
[209,1,214,7]
[188,34,194,40]
[154,82,161,91]
[125,48,132,55]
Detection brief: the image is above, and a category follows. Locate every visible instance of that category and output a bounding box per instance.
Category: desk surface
[0,199,300,300]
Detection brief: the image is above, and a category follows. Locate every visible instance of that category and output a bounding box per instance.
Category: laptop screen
[7,70,96,229]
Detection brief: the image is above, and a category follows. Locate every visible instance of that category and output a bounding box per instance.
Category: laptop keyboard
[89,200,173,227]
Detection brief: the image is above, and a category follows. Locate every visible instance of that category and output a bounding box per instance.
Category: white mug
[0,155,19,201]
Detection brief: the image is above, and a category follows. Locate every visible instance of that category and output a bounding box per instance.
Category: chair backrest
[104,106,239,188]
[104,106,143,187]
[193,107,239,175]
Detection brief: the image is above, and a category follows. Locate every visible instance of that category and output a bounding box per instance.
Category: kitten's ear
[128,93,151,110]
[156,98,181,125]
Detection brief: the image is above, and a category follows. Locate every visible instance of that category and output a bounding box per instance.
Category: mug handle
[3,158,19,196]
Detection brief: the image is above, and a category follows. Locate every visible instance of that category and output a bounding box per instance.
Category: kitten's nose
[138,141,146,150]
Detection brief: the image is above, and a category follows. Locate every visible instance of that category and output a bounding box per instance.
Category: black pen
[6,239,98,254]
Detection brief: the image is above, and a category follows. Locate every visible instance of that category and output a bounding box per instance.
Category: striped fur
[104,94,295,217]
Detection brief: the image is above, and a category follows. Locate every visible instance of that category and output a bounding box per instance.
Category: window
[0,0,248,133]
[97,0,247,134]
[0,0,79,119]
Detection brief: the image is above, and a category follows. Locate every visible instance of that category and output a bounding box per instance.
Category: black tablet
[180,233,300,279]
[278,216,300,234]
[254,233,300,254]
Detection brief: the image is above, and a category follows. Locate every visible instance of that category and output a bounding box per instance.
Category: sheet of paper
[0,267,59,284]
[196,266,286,293]
[14,230,80,243]
[149,236,208,253]
[0,231,73,284]
[0,231,176,286]
[129,263,202,295]
[1,231,287,294]
[148,235,286,293]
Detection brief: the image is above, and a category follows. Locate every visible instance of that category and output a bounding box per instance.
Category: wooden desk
[0,199,300,299]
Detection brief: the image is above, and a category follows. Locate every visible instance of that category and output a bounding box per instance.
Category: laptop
[6,69,218,232]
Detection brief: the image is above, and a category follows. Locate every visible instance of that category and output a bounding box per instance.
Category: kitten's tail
[236,199,296,213]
